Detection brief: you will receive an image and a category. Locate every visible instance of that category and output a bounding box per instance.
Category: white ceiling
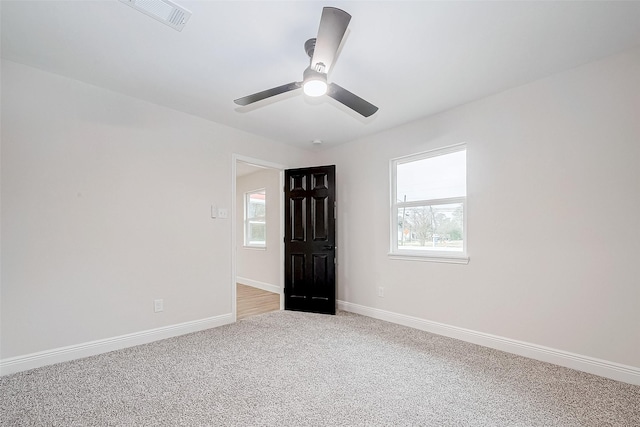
[3,1,640,149]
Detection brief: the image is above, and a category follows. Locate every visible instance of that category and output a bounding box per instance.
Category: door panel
[312,254,329,300]
[291,254,306,299]
[312,196,329,240]
[284,165,336,314]
[290,197,306,241]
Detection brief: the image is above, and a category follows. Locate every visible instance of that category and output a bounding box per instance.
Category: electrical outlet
[154,299,164,312]
[378,287,384,298]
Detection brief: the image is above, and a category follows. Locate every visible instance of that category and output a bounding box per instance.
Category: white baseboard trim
[338,300,640,386]
[236,276,281,295]
[0,313,234,376]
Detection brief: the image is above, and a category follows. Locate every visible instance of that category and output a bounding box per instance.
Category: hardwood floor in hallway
[236,283,280,320]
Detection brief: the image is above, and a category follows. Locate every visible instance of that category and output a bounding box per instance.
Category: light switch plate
[217,208,228,219]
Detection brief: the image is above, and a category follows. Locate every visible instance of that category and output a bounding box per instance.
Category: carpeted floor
[1,310,639,426]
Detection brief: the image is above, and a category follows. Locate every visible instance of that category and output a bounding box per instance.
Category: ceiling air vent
[119,0,191,32]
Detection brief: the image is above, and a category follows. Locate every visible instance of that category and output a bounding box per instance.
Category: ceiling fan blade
[311,7,351,73]
[327,83,378,117]
[234,82,301,106]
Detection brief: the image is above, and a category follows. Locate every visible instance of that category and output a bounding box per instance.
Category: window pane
[397,203,463,252]
[245,189,266,247]
[397,150,466,202]
[248,192,265,219]
[248,222,266,244]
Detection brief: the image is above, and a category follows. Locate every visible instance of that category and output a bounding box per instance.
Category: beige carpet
[1,310,639,426]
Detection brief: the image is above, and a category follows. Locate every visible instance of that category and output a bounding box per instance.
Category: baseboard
[0,313,234,376]
[236,277,281,294]
[337,300,640,386]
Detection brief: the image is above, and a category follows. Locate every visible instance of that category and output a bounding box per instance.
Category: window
[245,189,266,248]
[390,144,468,263]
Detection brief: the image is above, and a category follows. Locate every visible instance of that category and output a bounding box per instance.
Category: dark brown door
[284,165,336,315]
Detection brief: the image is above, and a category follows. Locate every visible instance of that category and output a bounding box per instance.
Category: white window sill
[243,245,266,251]
[388,253,469,264]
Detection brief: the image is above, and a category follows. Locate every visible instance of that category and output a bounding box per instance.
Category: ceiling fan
[234,7,378,118]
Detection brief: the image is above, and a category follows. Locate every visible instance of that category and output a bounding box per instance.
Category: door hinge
[334,201,337,219]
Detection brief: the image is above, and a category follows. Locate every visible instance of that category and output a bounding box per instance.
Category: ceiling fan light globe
[303,79,328,97]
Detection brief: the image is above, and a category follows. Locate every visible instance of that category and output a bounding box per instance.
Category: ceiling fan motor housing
[304,38,327,73]
[303,67,326,84]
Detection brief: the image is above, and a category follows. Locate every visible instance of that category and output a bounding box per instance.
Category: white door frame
[231,154,286,322]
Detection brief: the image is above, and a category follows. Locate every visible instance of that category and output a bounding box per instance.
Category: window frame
[244,188,266,249]
[389,143,469,264]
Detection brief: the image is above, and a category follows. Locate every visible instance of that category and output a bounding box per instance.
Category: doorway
[232,155,285,321]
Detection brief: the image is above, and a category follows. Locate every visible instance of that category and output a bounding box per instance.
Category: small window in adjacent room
[245,189,266,248]
[390,143,468,263]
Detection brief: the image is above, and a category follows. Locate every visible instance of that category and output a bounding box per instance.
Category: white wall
[0,60,313,361]
[236,168,281,291]
[318,48,640,369]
